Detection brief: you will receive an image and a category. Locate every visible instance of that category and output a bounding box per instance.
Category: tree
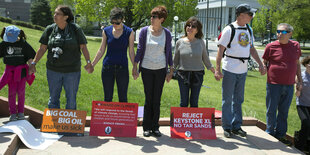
[257,0,310,46]
[75,0,198,31]
[49,0,76,14]
[30,0,54,27]
[252,7,269,45]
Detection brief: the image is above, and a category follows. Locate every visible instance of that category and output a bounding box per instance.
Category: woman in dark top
[91,7,135,102]
[29,5,93,110]
[133,5,173,137]
[0,25,36,121]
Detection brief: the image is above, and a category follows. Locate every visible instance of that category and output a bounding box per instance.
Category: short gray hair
[277,23,294,32]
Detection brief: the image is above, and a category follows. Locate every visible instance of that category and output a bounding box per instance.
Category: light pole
[174,16,179,48]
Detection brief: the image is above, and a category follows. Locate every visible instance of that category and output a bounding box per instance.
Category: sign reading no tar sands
[41,109,87,134]
[89,101,138,137]
[170,107,216,139]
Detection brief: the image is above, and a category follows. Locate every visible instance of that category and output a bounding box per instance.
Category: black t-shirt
[39,23,87,73]
[0,40,36,66]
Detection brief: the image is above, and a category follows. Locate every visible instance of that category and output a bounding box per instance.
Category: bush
[0,16,13,24]
[0,16,45,31]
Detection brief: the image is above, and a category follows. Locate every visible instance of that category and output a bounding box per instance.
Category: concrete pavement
[16,126,303,155]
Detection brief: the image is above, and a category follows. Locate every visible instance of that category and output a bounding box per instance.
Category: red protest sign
[170,107,216,139]
[89,101,138,137]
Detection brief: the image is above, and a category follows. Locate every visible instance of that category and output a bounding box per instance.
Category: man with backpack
[214,3,266,138]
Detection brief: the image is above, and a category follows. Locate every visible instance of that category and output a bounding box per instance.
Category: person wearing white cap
[215,3,266,138]
[0,25,36,121]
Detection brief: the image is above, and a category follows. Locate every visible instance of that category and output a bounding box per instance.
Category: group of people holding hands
[0,3,309,152]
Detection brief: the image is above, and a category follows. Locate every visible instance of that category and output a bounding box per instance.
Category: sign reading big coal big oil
[89,101,138,137]
[170,107,216,139]
[41,109,87,134]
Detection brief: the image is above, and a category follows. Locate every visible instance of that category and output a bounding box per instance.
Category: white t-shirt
[142,27,166,70]
[218,21,254,74]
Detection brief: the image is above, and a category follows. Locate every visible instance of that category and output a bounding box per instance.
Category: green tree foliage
[252,7,269,45]
[257,0,310,45]
[75,0,198,31]
[30,0,53,27]
[49,0,76,14]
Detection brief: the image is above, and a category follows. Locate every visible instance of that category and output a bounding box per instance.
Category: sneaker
[232,128,247,137]
[143,130,152,137]
[277,137,292,146]
[9,114,17,121]
[224,129,232,138]
[17,113,25,120]
[152,130,162,137]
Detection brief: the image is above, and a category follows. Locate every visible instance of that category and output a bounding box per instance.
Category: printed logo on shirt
[7,46,14,55]
[6,46,23,57]
[238,32,250,47]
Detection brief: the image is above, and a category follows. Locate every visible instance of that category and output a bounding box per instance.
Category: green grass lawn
[0,22,300,136]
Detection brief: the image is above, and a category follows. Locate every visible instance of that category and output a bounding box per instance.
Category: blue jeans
[101,65,129,102]
[265,83,294,138]
[47,69,81,110]
[177,71,204,107]
[221,69,247,130]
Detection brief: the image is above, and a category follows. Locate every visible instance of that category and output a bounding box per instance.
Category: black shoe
[232,128,247,137]
[143,130,151,137]
[224,129,232,138]
[152,130,162,137]
[277,137,292,146]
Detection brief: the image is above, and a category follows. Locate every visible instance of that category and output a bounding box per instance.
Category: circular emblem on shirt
[105,126,112,135]
[185,131,191,137]
[7,46,14,55]
[238,32,250,47]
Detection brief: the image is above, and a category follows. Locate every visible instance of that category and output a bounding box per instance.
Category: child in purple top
[0,25,36,121]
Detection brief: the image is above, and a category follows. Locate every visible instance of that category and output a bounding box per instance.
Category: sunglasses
[111,21,121,25]
[151,15,159,19]
[187,25,197,29]
[277,30,290,34]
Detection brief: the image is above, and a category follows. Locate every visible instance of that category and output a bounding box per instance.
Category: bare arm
[296,60,302,90]
[214,45,225,81]
[128,31,135,65]
[29,44,48,74]
[250,47,266,75]
[92,31,107,67]
[80,44,93,73]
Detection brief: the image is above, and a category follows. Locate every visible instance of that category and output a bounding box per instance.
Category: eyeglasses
[186,25,197,29]
[151,15,158,19]
[111,21,121,25]
[277,30,290,34]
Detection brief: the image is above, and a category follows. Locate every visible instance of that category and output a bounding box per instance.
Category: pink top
[0,64,35,90]
[262,40,301,85]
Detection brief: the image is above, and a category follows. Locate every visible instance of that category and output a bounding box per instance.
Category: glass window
[24,0,31,3]
[5,0,12,2]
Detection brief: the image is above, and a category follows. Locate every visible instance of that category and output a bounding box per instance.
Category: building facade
[197,0,261,40]
[0,0,32,22]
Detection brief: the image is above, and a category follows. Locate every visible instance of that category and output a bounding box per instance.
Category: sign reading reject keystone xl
[41,109,87,134]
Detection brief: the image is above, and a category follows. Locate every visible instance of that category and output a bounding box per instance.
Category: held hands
[84,63,94,74]
[259,65,267,75]
[29,64,36,75]
[132,67,139,80]
[165,72,173,83]
[214,70,223,81]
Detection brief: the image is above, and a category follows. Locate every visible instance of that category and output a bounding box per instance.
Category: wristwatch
[31,61,36,65]
[86,60,91,64]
